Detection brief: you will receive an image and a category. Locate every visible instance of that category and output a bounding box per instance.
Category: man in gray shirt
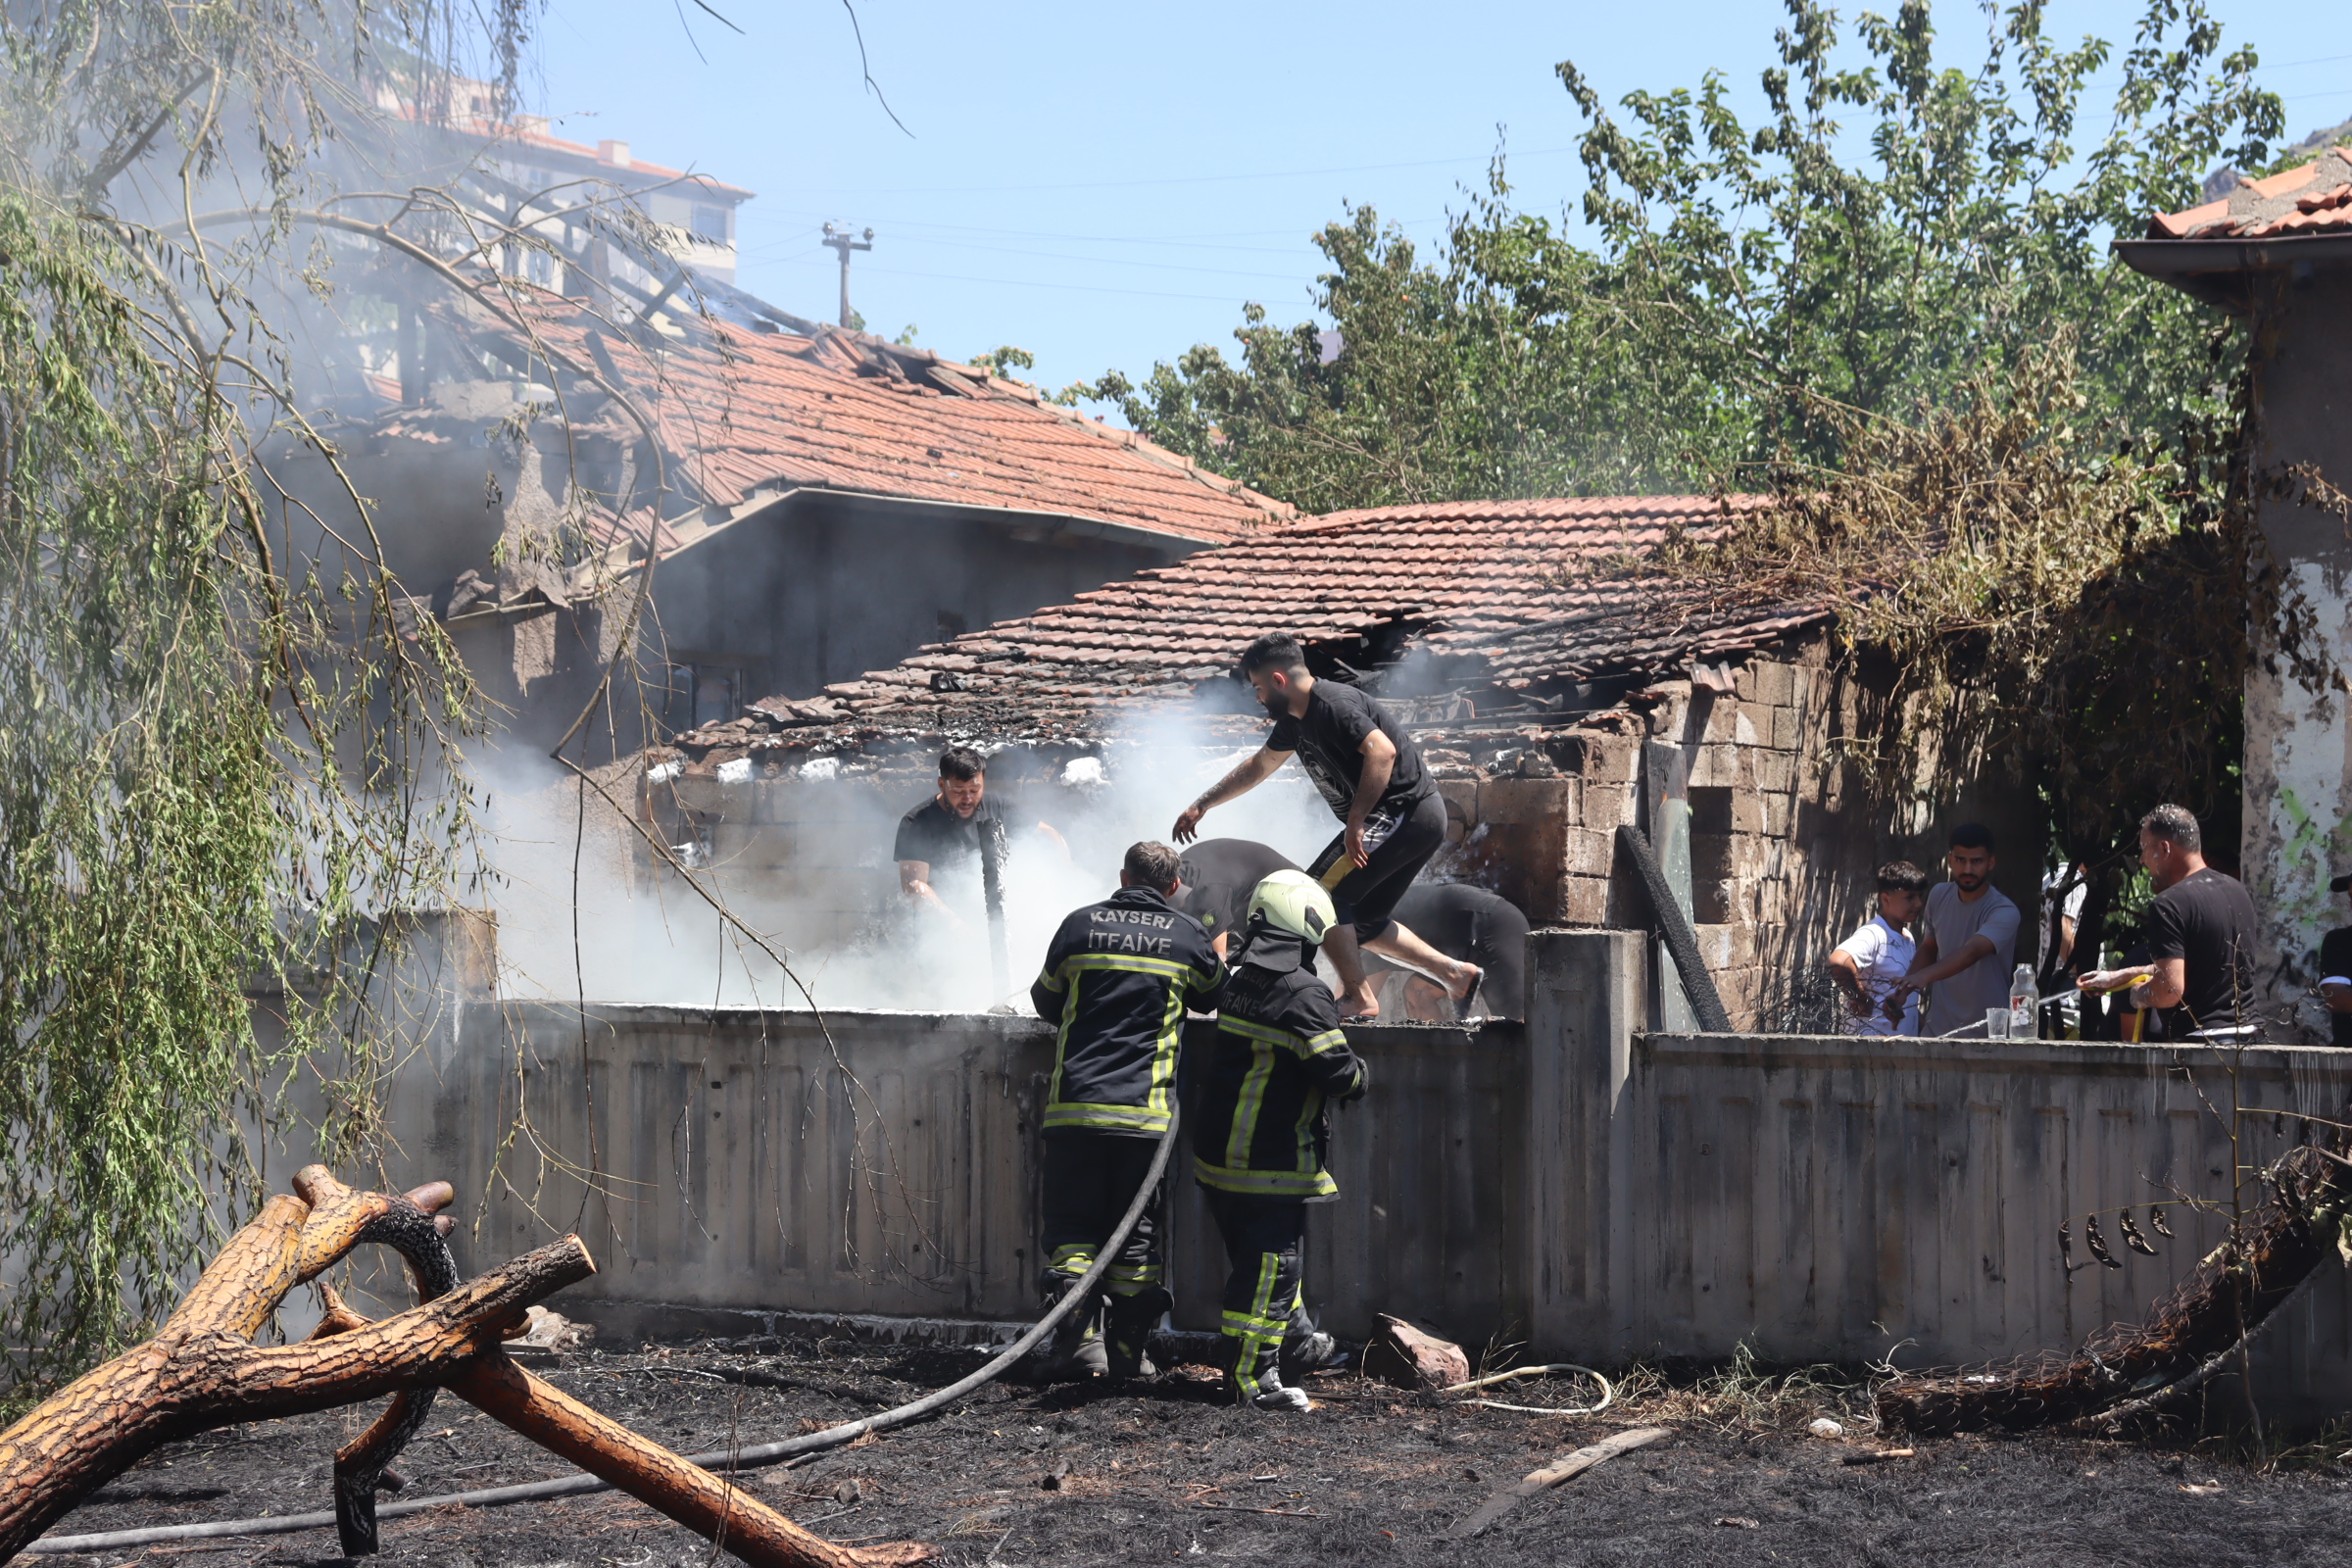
[1899,822,2021,1036]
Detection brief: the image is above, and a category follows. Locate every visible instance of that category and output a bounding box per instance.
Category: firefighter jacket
[1191,934,1368,1199]
[1031,885,1225,1136]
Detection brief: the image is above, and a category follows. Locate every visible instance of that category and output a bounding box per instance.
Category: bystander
[1827,861,1928,1036]
[893,747,1067,927]
[2319,873,2352,1048]
[2078,805,2259,1041]
[1899,824,2021,1036]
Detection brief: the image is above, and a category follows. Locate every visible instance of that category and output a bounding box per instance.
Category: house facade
[264,307,1291,766]
[647,498,2040,1028]
[2122,148,2352,1039]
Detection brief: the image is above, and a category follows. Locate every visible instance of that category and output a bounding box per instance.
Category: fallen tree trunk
[0,1225,590,1558]
[456,1352,925,1567]
[0,1164,930,1567]
[305,1287,924,1568]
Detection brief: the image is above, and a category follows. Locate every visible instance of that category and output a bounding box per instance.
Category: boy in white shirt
[1827,861,1929,1036]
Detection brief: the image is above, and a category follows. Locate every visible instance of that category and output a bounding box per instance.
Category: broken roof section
[670,495,1832,755]
[412,291,1295,572]
[2147,146,2352,240]
[2119,146,2352,311]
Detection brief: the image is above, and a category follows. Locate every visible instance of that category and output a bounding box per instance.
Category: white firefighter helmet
[1246,869,1337,948]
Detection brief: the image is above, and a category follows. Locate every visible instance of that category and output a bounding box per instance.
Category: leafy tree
[0,2,513,1392]
[1065,0,2279,513]
[969,343,1038,380]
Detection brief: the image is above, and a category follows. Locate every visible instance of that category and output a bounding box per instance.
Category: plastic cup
[1984,1007,2011,1039]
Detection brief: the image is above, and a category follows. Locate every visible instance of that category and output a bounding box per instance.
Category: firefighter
[1029,840,1226,1382]
[1193,870,1369,1410]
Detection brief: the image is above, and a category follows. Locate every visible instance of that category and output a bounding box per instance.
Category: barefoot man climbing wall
[1172,632,1479,1020]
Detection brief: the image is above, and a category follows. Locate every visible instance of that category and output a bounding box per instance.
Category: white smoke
[466,708,1341,1015]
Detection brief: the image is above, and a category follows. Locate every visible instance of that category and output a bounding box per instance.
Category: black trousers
[1039,1129,1165,1299]
[1306,791,1448,944]
[1200,1186,1308,1395]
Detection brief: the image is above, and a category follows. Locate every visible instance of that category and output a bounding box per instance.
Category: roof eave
[2114,232,2352,313]
[641,485,1232,570]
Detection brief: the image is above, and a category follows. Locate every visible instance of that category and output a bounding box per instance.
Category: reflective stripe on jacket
[1190,951,1364,1198]
[1030,886,1224,1135]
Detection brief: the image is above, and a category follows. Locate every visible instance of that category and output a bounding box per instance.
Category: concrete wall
[369,929,2352,1424]
[394,1001,1514,1347]
[1527,935,2352,1428]
[2243,274,2352,1038]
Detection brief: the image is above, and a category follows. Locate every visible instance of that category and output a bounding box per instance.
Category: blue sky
[538,1,2328,402]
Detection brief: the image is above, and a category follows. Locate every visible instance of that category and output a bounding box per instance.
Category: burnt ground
[30,1338,2352,1568]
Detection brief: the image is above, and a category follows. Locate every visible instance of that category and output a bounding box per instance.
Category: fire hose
[23,1114,1182,1557]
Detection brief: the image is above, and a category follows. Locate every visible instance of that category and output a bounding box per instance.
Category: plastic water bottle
[2010,963,2036,1041]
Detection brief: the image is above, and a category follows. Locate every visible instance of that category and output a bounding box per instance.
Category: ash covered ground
[34,1337,2352,1567]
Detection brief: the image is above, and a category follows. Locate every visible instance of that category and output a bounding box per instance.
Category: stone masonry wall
[1425,638,1893,1030]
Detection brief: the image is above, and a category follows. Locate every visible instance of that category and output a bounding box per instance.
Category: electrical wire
[783,145,1580,198]
[23,1115,1182,1557]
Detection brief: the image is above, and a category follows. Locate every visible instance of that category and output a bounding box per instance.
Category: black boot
[1225,1333,1310,1412]
[1279,1307,1352,1381]
[1035,1275,1106,1382]
[1104,1286,1169,1385]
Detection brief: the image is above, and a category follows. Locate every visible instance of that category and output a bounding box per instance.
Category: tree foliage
[0,3,508,1390]
[1066,0,2279,513]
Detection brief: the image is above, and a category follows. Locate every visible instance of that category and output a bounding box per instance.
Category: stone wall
[1424,640,1902,1029]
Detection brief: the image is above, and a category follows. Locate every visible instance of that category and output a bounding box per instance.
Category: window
[662,660,748,735]
[692,204,731,244]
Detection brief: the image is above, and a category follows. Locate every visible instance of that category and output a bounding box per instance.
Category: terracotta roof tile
[2148,147,2352,240]
[428,292,1293,554]
[676,495,1830,748]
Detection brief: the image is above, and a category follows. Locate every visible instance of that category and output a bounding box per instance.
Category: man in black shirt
[1364,883,1531,1021]
[2094,804,2262,1040]
[2317,873,2352,1048]
[1174,838,1301,957]
[1173,633,1480,1020]
[893,746,1066,927]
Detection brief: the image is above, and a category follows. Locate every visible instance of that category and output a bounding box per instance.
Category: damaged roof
[414,294,1295,558]
[674,495,1830,751]
[2146,146,2352,240]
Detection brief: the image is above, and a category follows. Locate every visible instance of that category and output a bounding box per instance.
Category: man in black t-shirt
[2109,804,2261,1040]
[1172,838,1300,957]
[893,747,1066,926]
[2317,873,2352,1048]
[1172,632,1480,1020]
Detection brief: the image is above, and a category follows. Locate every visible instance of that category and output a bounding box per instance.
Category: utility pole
[821,222,873,330]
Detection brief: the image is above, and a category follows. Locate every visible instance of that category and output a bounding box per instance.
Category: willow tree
[0,2,530,1392]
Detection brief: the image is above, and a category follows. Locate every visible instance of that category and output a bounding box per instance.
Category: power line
[751,211,1451,252]
[779,145,1578,197]
[734,214,1453,269]
[775,233,1314,281]
[846,263,1282,304]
